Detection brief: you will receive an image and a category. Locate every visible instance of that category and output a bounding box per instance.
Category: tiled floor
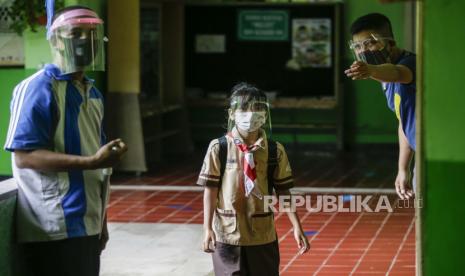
[100,222,211,276]
[105,147,415,275]
[107,190,415,275]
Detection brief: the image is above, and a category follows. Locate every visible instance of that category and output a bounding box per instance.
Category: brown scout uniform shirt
[197,128,294,246]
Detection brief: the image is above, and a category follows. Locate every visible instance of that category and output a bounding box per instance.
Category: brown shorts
[212,240,280,276]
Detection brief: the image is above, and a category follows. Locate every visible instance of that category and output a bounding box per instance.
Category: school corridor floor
[101,147,416,276]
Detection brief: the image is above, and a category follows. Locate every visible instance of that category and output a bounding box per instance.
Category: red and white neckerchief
[232,135,264,198]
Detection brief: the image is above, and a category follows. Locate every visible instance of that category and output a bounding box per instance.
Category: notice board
[185,3,342,98]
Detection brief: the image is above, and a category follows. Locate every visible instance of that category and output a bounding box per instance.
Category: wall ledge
[0,178,17,201]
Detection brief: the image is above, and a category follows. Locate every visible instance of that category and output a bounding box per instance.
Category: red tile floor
[107,192,415,276]
[108,147,416,275]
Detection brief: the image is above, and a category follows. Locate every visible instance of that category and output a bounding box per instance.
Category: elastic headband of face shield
[228,97,273,133]
[49,8,106,74]
[49,9,103,34]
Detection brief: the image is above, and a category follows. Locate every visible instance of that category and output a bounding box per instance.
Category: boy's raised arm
[369,63,413,83]
[345,61,413,84]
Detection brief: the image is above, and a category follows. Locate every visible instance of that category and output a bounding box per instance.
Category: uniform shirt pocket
[214,208,237,234]
[40,171,60,200]
[251,212,274,234]
[225,160,240,170]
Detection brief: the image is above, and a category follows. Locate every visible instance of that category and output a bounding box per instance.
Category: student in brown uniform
[198,83,310,276]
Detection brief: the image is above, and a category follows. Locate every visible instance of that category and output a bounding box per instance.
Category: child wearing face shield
[4,4,127,276]
[344,13,416,200]
[197,82,310,276]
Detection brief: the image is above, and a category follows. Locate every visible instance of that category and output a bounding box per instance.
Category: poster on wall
[288,18,331,69]
[238,10,289,41]
[195,34,226,54]
[0,2,25,67]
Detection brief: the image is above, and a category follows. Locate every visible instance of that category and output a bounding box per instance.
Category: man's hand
[395,169,414,200]
[92,139,128,169]
[293,227,310,255]
[344,61,373,80]
[202,228,216,253]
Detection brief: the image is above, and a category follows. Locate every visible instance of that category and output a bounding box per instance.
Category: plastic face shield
[349,33,392,64]
[228,98,272,133]
[49,9,105,74]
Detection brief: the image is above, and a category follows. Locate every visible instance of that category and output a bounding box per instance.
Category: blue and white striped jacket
[4,64,108,242]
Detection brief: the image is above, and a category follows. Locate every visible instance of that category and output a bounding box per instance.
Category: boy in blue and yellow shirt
[345,13,416,200]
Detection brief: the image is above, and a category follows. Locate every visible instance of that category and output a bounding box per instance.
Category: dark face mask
[359,47,390,65]
[63,37,97,67]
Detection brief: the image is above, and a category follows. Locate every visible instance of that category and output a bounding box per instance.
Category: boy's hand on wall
[344,61,372,80]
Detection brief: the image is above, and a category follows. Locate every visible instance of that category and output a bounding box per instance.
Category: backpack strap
[218,136,228,188]
[267,139,278,195]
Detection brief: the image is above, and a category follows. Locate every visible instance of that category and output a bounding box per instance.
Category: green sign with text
[238,10,289,41]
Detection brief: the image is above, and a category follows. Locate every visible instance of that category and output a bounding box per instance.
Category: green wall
[0,27,57,175]
[0,27,55,175]
[423,2,465,161]
[422,1,465,275]
[0,70,33,175]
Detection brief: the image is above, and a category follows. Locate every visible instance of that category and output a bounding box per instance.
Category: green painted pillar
[422,1,465,275]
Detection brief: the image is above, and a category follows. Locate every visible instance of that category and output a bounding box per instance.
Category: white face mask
[234,111,266,132]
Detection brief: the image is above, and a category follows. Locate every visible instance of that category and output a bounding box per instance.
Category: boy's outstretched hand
[294,228,310,255]
[345,61,372,80]
[202,228,216,253]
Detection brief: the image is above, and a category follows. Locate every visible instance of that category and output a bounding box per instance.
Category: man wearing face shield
[3,5,127,276]
[48,6,106,74]
[344,13,416,200]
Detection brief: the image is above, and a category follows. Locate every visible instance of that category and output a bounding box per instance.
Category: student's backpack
[217,136,278,195]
